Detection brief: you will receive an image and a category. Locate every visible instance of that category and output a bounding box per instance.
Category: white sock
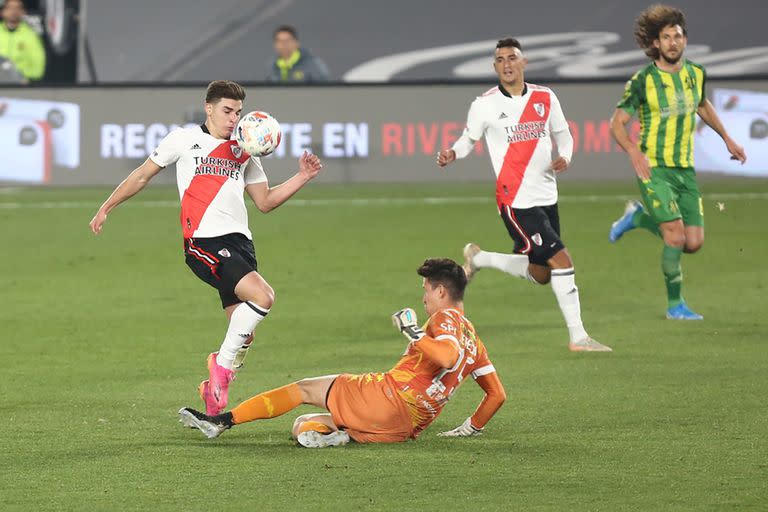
[550,268,589,343]
[216,301,269,370]
[473,250,530,279]
[232,337,253,370]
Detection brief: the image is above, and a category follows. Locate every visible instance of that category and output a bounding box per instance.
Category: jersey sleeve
[616,72,643,115]
[149,129,184,168]
[469,339,495,380]
[244,156,268,185]
[548,92,569,133]
[470,371,505,429]
[419,311,462,368]
[466,339,503,428]
[464,98,486,141]
[699,66,708,106]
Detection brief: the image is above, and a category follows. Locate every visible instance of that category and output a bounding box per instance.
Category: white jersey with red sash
[149,124,267,240]
[462,83,569,209]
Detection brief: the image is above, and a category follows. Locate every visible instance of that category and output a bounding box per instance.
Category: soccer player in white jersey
[89,80,323,413]
[437,38,611,352]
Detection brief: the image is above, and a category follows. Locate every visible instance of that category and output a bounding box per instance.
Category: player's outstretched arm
[697,99,747,164]
[610,108,651,180]
[437,372,506,437]
[245,151,322,213]
[89,158,163,235]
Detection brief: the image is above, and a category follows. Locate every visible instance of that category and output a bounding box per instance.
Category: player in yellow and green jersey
[609,4,746,320]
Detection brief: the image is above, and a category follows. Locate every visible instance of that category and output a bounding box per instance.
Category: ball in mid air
[235,111,282,157]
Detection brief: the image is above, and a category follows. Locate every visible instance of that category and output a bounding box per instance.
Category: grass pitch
[1,180,766,510]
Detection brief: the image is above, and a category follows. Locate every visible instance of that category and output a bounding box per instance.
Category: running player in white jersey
[437,38,611,352]
[89,80,323,413]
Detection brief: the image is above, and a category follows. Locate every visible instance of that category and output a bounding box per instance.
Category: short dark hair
[634,4,687,60]
[417,258,467,301]
[205,80,245,104]
[273,25,298,40]
[496,37,522,52]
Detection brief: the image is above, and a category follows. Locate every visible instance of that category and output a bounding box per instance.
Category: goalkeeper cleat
[203,352,235,416]
[296,429,350,448]
[462,243,482,281]
[178,407,231,439]
[666,302,703,320]
[609,200,643,243]
[569,337,613,352]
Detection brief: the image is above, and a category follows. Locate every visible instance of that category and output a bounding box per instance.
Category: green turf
[1,180,766,511]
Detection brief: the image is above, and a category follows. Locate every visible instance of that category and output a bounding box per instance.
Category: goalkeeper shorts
[327,373,413,443]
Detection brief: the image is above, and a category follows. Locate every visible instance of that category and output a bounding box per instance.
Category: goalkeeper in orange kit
[179,258,506,447]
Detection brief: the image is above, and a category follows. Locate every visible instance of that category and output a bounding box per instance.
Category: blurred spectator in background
[0,0,45,83]
[266,25,330,83]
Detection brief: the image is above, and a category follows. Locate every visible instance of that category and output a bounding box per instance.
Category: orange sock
[231,383,303,424]
[297,421,333,435]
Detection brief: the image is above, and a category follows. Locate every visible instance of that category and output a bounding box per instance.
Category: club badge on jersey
[149,125,268,240]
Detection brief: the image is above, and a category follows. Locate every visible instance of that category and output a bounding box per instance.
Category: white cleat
[462,243,482,281]
[178,407,230,439]
[569,337,613,352]
[296,429,351,448]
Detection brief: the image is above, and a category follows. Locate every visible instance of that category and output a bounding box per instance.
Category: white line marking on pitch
[1,192,767,210]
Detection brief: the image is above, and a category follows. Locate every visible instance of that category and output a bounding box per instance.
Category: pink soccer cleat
[198,379,211,409]
[200,352,234,415]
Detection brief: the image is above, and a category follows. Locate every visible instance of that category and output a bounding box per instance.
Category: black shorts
[184,233,258,308]
[499,203,565,266]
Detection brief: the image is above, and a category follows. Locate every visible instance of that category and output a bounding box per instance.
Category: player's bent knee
[292,414,317,437]
[238,283,275,309]
[547,248,573,269]
[663,233,685,248]
[251,283,275,309]
[296,379,321,405]
[527,265,550,284]
[684,242,703,254]
[660,224,685,248]
[259,285,276,309]
[528,272,552,285]
[684,232,704,253]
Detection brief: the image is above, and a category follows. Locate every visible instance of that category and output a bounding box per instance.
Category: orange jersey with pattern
[386,308,495,437]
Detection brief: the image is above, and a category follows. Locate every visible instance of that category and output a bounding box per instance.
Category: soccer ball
[235,111,282,157]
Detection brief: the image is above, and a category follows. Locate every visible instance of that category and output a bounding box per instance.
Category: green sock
[662,245,683,308]
[632,209,661,238]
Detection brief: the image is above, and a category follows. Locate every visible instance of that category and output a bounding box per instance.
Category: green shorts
[636,166,704,227]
